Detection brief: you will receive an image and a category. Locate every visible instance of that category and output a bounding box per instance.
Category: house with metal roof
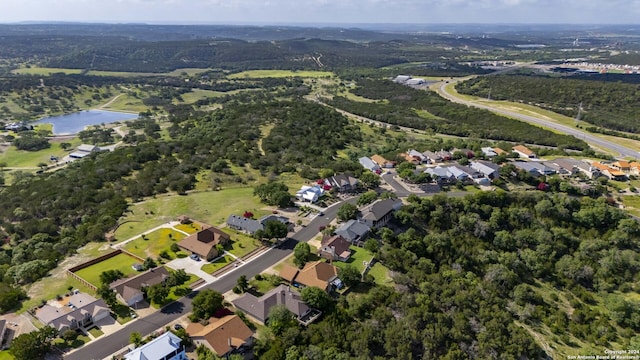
[481,147,498,158]
[296,185,325,203]
[226,215,263,235]
[124,331,186,360]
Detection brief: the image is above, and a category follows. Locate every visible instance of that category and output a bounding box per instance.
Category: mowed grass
[114,188,264,241]
[225,229,261,258]
[228,70,333,79]
[175,223,202,234]
[620,195,640,217]
[333,247,391,286]
[0,138,82,168]
[73,253,141,288]
[201,255,234,273]
[122,228,186,259]
[101,94,148,112]
[0,350,15,360]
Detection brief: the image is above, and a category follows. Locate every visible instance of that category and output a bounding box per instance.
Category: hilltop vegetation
[456,74,640,133]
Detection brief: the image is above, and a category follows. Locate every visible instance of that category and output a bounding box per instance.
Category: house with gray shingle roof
[335,220,370,245]
[360,199,402,229]
[232,285,319,325]
[227,215,263,235]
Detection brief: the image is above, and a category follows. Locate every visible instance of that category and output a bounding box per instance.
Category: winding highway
[436,80,640,158]
[64,198,353,360]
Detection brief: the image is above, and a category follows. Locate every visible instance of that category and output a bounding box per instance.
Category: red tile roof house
[178,225,230,261]
[318,235,352,262]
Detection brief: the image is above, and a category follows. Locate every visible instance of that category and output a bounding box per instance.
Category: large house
[360,199,403,229]
[69,144,104,159]
[422,150,442,163]
[512,162,556,177]
[125,331,187,360]
[296,185,325,203]
[186,315,253,357]
[109,266,170,306]
[591,161,627,181]
[178,226,230,261]
[359,157,381,173]
[318,235,352,262]
[470,160,500,179]
[323,173,359,192]
[280,261,339,292]
[232,284,319,325]
[512,145,536,159]
[335,219,370,244]
[226,215,263,235]
[371,155,395,169]
[35,292,111,332]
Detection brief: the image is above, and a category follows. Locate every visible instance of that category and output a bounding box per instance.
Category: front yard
[201,255,234,274]
[225,229,261,258]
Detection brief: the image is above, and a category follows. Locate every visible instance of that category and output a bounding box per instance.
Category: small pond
[35,110,138,135]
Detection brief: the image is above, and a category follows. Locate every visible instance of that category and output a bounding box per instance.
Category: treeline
[456,74,640,133]
[327,78,587,150]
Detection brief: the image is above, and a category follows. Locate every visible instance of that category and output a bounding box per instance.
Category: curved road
[436,80,640,158]
[64,198,353,360]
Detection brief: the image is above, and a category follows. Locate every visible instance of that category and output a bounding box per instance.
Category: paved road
[436,81,640,158]
[64,199,352,360]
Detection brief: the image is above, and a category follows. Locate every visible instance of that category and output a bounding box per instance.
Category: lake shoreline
[35,109,138,135]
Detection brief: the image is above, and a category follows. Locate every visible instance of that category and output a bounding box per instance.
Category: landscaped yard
[123,228,186,259]
[174,222,202,234]
[225,229,261,258]
[150,273,199,308]
[53,333,91,350]
[0,350,15,360]
[0,138,82,168]
[201,255,234,274]
[249,274,283,296]
[114,188,265,241]
[73,253,141,288]
[334,247,391,286]
[88,326,104,338]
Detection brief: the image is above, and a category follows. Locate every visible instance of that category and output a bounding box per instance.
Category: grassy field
[201,255,234,273]
[333,247,390,286]
[249,274,282,296]
[12,67,84,75]
[12,67,210,77]
[113,188,265,241]
[229,70,333,79]
[0,138,82,168]
[175,223,202,234]
[225,229,261,258]
[0,350,14,360]
[620,195,640,217]
[101,93,148,112]
[123,228,186,259]
[74,253,141,288]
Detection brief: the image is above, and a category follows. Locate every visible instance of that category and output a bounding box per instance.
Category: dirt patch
[0,313,37,338]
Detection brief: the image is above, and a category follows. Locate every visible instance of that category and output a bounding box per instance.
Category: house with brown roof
[109,266,170,306]
[493,147,506,155]
[232,284,320,325]
[280,261,339,291]
[178,226,230,261]
[512,145,536,159]
[371,155,395,168]
[612,160,631,172]
[592,161,627,181]
[35,293,110,332]
[318,235,352,262]
[187,315,254,357]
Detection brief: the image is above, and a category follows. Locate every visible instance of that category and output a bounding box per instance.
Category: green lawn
[54,333,91,350]
[74,253,141,288]
[225,230,261,258]
[123,228,186,259]
[0,138,82,168]
[177,89,228,104]
[228,70,333,79]
[174,223,202,234]
[12,67,83,75]
[114,188,265,241]
[151,273,199,308]
[249,274,283,296]
[334,247,391,286]
[88,326,104,338]
[0,351,14,360]
[201,255,234,274]
[101,93,148,112]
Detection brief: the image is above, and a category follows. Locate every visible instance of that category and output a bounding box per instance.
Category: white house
[296,185,325,203]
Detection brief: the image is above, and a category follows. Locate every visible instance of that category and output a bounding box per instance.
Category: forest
[255,192,640,359]
[456,74,640,133]
[327,78,588,150]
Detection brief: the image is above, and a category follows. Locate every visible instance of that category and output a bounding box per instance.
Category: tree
[10,326,57,360]
[357,190,378,206]
[337,203,358,222]
[62,329,79,343]
[99,269,125,285]
[267,305,297,335]
[190,289,224,322]
[97,284,118,307]
[301,286,333,311]
[364,239,380,254]
[196,343,221,360]
[143,257,157,270]
[359,171,381,189]
[170,242,181,253]
[130,332,142,348]
[254,182,291,207]
[340,265,361,287]
[263,220,289,241]
[237,275,249,293]
[60,142,71,150]
[293,242,312,268]
[147,283,170,305]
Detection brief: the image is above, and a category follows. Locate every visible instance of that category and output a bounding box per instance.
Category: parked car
[318,211,324,216]
[174,324,183,330]
[189,254,200,261]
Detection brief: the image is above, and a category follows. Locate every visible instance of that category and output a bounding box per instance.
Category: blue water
[35,110,138,135]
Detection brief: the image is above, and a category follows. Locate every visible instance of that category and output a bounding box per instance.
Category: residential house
[493,147,507,155]
[512,162,556,177]
[408,149,428,163]
[359,157,381,173]
[360,198,403,229]
[335,219,370,244]
[296,185,325,203]
[481,147,498,158]
[280,261,339,291]
[447,166,473,183]
[232,284,319,325]
[399,152,419,165]
[422,150,442,163]
[393,75,411,83]
[436,150,453,161]
[324,173,359,193]
[109,266,170,307]
[124,331,186,360]
[551,158,599,178]
[371,155,395,168]
[591,162,627,181]
[512,145,536,159]
[35,293,111,332]
[187,315,254,357]
[453,164,482,179]
[470,160,500,179]
[0,320,6,349]
[424,166,455,184]
[631,163,640,176]
[226,215,263,235]
[177,226,230,261]
[318,235,352,262]
[611,160,631,172]
[70,144,102,159]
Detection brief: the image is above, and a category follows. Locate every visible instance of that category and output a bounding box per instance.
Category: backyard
[333,247,391,286]
[122,228,187,259]
[73,253,142,288]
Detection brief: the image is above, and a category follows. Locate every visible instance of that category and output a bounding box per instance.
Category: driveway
[165,256,216,283]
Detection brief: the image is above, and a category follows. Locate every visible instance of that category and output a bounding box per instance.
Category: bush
[232,286,241,294]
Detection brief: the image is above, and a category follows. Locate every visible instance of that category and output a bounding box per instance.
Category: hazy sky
[0,0,639,24]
